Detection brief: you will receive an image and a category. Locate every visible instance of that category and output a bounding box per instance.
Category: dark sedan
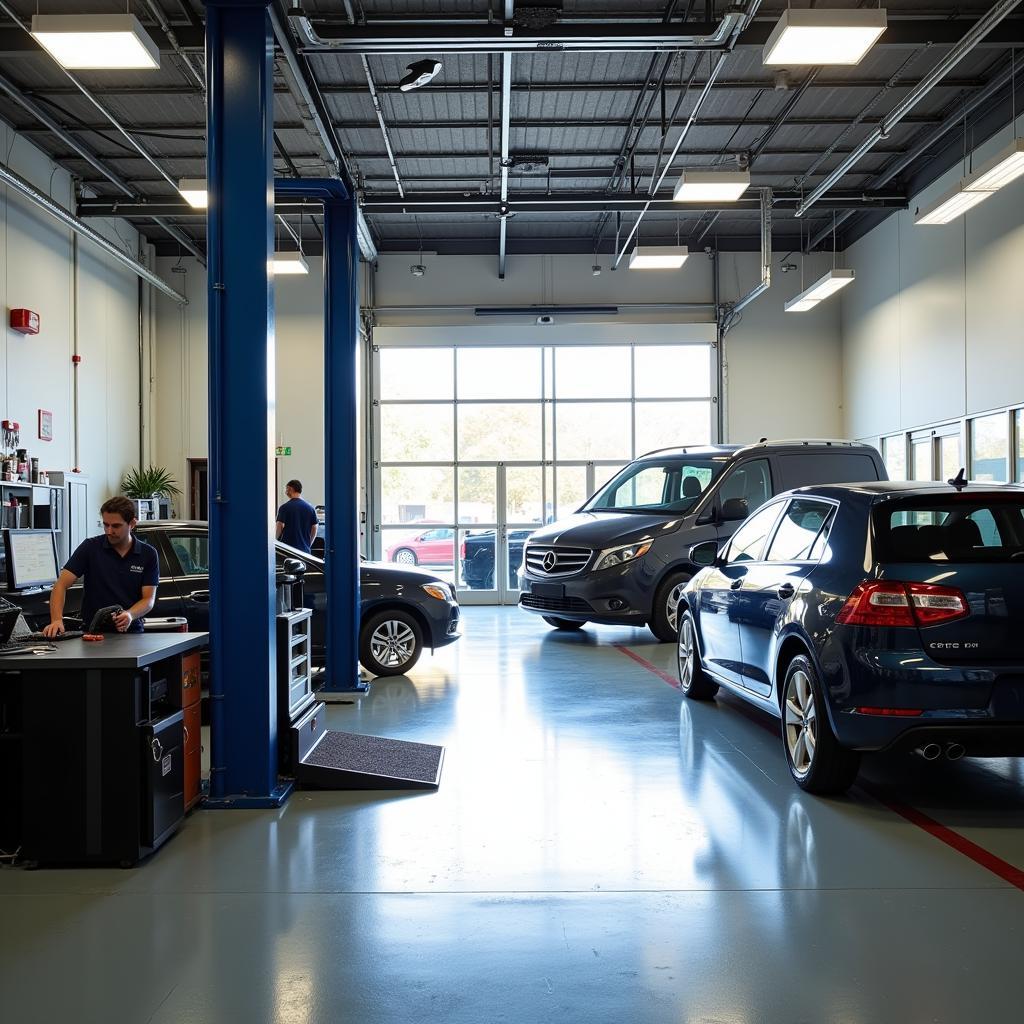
[677,482,1024,794]
[51,522,462,677]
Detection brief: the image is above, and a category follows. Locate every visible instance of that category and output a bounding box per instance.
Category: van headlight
[594,540,652,572]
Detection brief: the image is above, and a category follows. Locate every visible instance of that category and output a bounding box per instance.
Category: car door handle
[730,579,744,590]
[189,590,210,603]
[777,583,795,599]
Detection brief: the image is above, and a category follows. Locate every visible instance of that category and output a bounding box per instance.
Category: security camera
[410,264,426,277]
[536,314,554,325]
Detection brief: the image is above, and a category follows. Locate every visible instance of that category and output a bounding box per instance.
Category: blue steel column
[320,197,364,694]
[273,180,363,695]
[206,0,291,806]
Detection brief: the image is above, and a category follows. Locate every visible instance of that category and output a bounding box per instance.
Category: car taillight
[836,581,969,627]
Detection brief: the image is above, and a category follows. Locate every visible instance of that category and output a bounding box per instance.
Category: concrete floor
[2,606,1023,1023]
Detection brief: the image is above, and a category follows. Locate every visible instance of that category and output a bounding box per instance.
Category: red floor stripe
[613,644,680,689]
[615,643,1024,892]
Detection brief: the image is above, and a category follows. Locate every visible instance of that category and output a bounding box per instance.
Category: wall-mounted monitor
[2,529,60,591]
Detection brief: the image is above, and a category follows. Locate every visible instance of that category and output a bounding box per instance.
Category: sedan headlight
[421,583,451,601]
[594,540,652,572]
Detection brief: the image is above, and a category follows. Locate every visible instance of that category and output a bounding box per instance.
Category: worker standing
[275,479,318,554]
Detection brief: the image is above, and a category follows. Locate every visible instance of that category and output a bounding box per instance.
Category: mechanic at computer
[42,496,159,637]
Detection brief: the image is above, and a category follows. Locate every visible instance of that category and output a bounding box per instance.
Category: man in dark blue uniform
[275,479,318,554]
[43,495,159,636]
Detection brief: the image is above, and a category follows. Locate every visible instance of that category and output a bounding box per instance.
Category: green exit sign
[275,446,292,457]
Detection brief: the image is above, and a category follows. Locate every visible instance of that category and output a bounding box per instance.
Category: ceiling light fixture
[628,245,689,270]
[30,14,161,70]
[270,251,310,276]
[177,178,208,209]
[967,138,1024,191]
[399,58,442,92]
[673,170,751,202]
[762,9,887,67]
[914,181,993,225]
[784,269,855,312]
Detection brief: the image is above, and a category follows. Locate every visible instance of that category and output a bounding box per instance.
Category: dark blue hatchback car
[677,481,1024,794]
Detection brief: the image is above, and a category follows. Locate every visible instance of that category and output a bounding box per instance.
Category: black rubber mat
[297,730,444,790]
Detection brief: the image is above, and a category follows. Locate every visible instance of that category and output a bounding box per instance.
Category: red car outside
[385,526,455,567]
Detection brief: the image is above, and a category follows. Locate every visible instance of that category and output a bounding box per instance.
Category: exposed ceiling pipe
[0,157,187,304]
[498,0,514,280]
[289,6,745,53]
[795,0,1023,218]
[140,0,206,92]
[721,186,771,333]
[270,2,378,260]
[0,0,204,263]
[342,0,404,199]
[611,0,763,269]
[807,52,1024,249]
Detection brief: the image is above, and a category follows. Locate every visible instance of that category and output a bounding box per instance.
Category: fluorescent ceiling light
[784,269,855,312]
[271,251,310,275]
[914,181,993,225]
[628,245,689,270]
[178,178,207,209]
[965,138,1024,193]
[763,9,887,66]
[673,169,751,202]
[31,14,160,70]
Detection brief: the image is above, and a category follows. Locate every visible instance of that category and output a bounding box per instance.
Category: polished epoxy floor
[2,607,1023,1023]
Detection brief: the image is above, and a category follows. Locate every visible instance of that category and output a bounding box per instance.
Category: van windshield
[582,459,725,514]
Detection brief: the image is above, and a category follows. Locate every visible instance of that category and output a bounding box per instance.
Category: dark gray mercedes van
[518,440,887,642]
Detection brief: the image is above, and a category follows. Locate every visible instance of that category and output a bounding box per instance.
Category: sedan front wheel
[360,609,423,677]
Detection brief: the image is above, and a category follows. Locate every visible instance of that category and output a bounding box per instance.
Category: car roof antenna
[947,467,968,491]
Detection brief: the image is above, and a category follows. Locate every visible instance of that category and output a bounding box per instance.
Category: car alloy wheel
[784,667,817,779]
[666,580,687,634]
[370,617,417,669]
[677,616,695,690]
[394,549,417,565]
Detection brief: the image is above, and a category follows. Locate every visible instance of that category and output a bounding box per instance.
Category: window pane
[635,401,711,454]
[381,404,453,462]
[457,467,496,523]
[170,534,209,574]
[459,528,496,589]
[457,403,543,461]
[911,439,932,481]
[379,348,452,400]
[940,434,961,482]
[718,459,772,514]
[555,465,587,518]
[634,346,711,398]
[382,526,454,569]
[971,414,1008,482]
[555,402,631,460]
[1016,410,1023,482]
[457,348,542,399]
[767,501,834,562]
[883,436,906,481]
[554,347,631,399]
[380,467,454,524]
[727,502,783,563]
[505,466,544,523]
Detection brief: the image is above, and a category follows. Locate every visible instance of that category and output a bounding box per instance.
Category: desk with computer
[0,528,208,868]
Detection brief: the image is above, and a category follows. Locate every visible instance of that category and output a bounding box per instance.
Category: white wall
[842,114,1024,441]
[153,249,846,512]
[0,124,150,531]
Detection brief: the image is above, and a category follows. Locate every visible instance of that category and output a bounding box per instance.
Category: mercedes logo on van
[542,551,557,572]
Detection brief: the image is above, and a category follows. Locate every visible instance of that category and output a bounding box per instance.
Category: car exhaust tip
[914,743,942,761]
[945,742,965,761]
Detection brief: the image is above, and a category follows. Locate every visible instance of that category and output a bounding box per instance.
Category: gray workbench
[0,632,209,670]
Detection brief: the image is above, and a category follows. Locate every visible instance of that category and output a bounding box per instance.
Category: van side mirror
[720,497,749,521]
[689,541,721,567]
[283,557,306,576]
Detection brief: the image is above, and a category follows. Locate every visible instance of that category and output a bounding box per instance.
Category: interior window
[766,500,835,562]
[717,458,772,517]
[169,534,209,575]
[726,501,783,564]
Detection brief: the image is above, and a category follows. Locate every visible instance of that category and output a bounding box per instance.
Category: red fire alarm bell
[10,309,40,335]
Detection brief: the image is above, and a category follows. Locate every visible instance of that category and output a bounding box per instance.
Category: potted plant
[120,466,182,499]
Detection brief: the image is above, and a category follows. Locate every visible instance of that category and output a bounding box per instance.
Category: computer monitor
[3,529,60,591]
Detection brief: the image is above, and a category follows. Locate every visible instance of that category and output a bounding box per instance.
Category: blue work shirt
[64,535,160,633]
[277,497,318,553]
